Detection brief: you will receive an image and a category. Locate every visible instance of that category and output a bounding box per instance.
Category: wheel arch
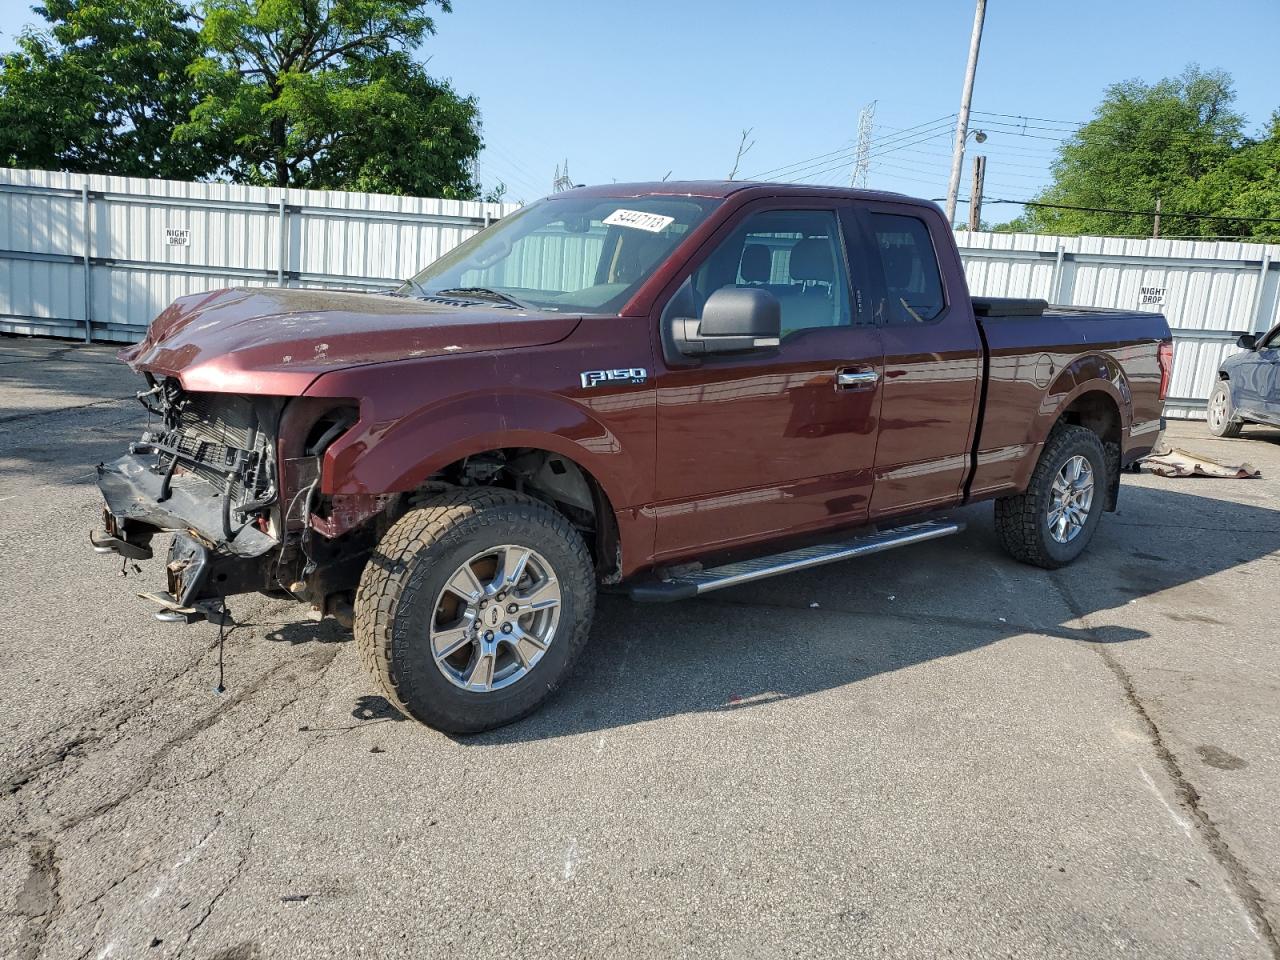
[1046,384,1125,511]
[417,443,626,583]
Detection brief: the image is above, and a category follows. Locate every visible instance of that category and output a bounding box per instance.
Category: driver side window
[688,209,852,338]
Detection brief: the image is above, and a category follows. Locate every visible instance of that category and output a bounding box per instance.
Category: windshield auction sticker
[603,209,676,233]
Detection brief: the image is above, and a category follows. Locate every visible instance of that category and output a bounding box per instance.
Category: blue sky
[2,0,1277,219]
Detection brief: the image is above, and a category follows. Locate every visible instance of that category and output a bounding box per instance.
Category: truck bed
[967,299,1169,499]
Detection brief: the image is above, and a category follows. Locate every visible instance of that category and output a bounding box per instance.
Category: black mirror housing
[1236,332,1258,350]
[665,286,782,360]
[699,287,782,339]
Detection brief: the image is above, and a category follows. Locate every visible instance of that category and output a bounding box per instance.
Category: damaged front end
[92,376,363,623]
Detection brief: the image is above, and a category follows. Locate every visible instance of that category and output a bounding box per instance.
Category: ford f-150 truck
[91,182,1172,732]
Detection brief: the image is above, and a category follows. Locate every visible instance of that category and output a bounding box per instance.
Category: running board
[627,520,964,602]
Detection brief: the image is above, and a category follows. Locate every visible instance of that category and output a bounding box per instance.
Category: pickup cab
[91,182,1173,732]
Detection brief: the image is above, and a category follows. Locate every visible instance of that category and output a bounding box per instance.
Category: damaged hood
[121,287,583,394]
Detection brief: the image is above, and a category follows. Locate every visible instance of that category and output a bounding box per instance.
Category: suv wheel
[355,488,595,733]
[1206,381,1243,438]
[994,424,1108,569]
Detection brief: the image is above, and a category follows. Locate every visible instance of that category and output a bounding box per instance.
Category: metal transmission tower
[552,160,573,193]
[851,101,876,188]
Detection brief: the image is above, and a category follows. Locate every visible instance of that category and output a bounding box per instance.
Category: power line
[742,113,956,181]
[972,109,1089,126]
[790,129,956,185]
[959,197,1280,225]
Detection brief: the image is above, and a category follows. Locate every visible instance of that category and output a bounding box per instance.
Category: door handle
[836,369,880,389]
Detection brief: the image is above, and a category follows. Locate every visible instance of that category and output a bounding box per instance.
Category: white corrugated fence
[3,168,1277,418]
[0,168,517,343]
[957,230,1280,419]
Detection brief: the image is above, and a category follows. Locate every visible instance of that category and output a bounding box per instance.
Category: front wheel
[1206,381,1243,438]
[355,488,596,733]
[994,424,1108,569]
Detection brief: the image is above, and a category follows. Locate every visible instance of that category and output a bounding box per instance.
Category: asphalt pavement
[1,336,1278,960]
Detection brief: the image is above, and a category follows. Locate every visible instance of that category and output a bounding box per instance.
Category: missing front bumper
[93,451,277,559]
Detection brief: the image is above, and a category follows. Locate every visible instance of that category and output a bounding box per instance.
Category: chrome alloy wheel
[1208,386,1229,431]
[429,545,562,692]
[1047,455,1095,544]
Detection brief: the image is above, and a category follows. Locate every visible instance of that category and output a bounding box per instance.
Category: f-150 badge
[580,368,648,389]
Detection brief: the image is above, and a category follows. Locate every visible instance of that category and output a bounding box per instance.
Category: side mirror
[670,287,782,357]
[1236,332,1257,350]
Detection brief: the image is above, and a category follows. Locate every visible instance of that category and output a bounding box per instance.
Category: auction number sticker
[603,209,675,233]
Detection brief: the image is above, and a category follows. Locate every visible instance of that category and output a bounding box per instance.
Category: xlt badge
[580,367,648,389]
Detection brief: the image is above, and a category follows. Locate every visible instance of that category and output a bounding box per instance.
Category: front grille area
[152,380,273,503]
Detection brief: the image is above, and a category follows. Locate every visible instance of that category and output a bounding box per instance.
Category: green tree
[1183,111,1280,239]
[1020,65,1257,239]
[0,0,214,179]
[176,0,482,197]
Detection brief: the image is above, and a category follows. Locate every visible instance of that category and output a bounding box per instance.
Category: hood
[121,287,583,395]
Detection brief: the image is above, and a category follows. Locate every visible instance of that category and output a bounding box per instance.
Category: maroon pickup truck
[92,182,1172,732]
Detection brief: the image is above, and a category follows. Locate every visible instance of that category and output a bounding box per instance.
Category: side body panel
[854,201,983,520]
[646,196,885,562]
[305,314,660,575]
[1228,326,1280,423]
[969,308,1170,499]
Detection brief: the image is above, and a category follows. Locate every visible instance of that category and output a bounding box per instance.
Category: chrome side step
[627,519,964,602]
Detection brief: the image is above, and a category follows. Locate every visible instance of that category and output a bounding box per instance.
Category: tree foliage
[1010,66,1280,240]
[177,0,481,195]
[0,0,212,179]
[0,0,484,198]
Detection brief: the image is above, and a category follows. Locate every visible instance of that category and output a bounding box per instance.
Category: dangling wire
[215,600,229,694]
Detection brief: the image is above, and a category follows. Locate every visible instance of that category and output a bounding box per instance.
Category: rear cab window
[868,213,946,324]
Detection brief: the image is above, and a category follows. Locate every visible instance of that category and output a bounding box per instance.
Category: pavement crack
[1053,572,1280,956]
[4,734,102,798]
[13,834,61,960]
[175,829,254,959]
[0,397,132,424]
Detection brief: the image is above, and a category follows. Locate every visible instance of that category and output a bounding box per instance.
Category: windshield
[398,195,720,313]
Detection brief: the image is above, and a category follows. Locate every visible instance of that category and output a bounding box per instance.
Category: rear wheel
[994,424,1107,569]
[1206,380,1243,438]
[355,488,595,733]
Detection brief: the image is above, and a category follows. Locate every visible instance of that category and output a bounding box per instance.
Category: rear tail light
[1157,341,1174,402]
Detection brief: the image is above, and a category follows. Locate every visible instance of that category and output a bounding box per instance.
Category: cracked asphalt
[2,335,1279,960]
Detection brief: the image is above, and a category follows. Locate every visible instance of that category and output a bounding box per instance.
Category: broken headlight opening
[143,377,278,539]
[92,377,289,619]
[93,380,368,628]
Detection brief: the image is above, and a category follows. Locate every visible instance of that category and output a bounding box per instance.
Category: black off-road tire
[354,488,595,734]
[994,424,1108,570]
[1206,380,1244,438]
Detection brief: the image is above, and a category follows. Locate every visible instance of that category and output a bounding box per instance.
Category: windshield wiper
[401,277,431,298]
[434,287,528,309]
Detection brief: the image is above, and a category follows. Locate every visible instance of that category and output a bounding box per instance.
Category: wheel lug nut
[507,603,518,614]
[501,623,513,634]
[483,630,494,642]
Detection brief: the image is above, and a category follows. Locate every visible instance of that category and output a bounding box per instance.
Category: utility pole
[968,155,986,231]
[851,100,876,189]
[1152,197,1162,238]
[945,0,987,226]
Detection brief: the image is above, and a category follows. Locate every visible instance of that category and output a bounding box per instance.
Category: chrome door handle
[836,369,880,389]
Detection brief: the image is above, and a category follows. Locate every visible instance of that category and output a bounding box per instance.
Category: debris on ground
[1142,447,1261,479]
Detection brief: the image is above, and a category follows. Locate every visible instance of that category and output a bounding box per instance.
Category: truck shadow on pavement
[430,481,1279,745]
